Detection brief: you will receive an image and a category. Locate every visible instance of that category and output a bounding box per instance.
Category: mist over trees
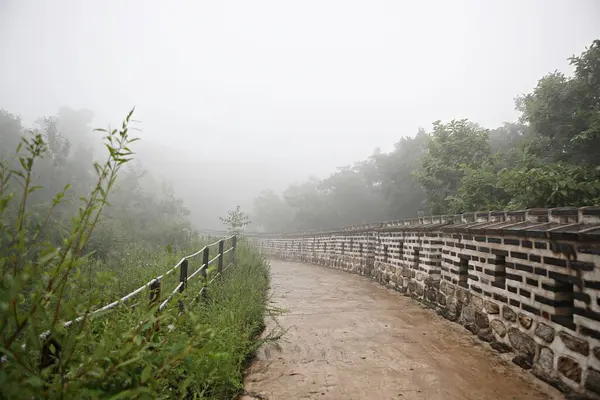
[0,107,196,260]
[252,40,600,232]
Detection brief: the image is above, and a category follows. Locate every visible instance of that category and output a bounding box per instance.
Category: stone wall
[251,207,600,398]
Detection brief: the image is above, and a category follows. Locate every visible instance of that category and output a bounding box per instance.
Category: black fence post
[149,280,161,306]
[202,247,209,299]
[178,259,188,313]
[218,240,224,274]
[40,337,61,372]
[179,259,188,292]
[232,235,237,264]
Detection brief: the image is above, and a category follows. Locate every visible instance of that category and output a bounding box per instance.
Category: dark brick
[493,293,508,303]
[492,281,506,289]
[579,246,600,256]
[458,254,470,260]
[504,238,520,246]
[536,295,573,308]
[535,241,548,249]
[575,307,600,323]
[487,237,502,244]
[483,291,492,298]
[506,262,515,269]
[456,243,465,249]
[549,271,582,285]
[462,235,473,240]
[544,256,567,268]
[466,244,477,251]
[574,292,591,304]
[491,249,509,257]
[471,285,482,293]
[534,267,547,276]
[477,246,490,253]
[509,299,520,307]
[474,236,486,242]
[529,254,541,263]
[521,240,533,248]
[471,256,479,262]
[475,266,482,272]
[468,274,479,281]
[507,285,518,294]
[581,326,600,341]
[526,278,538,287]
[511,251,528,260]
[522,303,540,315]
[506,273,522,282]
[484,269,504,277]
[490,257,505,265]
[458,281,469,288]
[585,280,600,290]
[515,263,533,273]
[571,261,595,272]
[519,288,531,299]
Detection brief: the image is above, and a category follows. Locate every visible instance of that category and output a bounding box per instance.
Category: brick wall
[251,207,600,398]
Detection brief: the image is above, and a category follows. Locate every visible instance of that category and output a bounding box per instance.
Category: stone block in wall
[518,314,533,329]
[585,368,600,395]
[503,306,516,322]
[491,319,507,337]
[558,356,582,383]
[534,322,556,343]
[538,347,554,372]
[558,332,589,356]
[484,301,499,314]
[508,327,536,359]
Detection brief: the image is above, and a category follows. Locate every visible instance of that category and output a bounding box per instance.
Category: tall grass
[0,110,279,399]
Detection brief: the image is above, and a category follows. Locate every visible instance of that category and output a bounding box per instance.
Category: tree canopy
[252,39,600,232]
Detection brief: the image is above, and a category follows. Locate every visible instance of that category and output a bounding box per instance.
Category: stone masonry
[251,207,600,398]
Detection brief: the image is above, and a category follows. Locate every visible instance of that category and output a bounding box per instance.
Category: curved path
[242,260,563,400]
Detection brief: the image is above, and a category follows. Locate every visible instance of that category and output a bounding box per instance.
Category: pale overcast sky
[1,0,599,225]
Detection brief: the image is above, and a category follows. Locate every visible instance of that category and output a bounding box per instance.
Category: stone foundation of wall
[251,207,600,398]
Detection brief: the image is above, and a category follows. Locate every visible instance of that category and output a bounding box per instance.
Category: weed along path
[241,260,563,400]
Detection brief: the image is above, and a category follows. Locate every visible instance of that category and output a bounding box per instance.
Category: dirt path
[242,260,564,400]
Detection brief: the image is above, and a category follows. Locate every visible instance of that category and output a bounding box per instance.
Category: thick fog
[1,0,599,230]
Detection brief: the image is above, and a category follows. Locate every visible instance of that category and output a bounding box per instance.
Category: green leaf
[141,364,152,383]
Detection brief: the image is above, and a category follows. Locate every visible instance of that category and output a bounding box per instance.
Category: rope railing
[39,235,238,341]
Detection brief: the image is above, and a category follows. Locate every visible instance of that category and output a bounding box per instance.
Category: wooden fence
[38,235,238,369]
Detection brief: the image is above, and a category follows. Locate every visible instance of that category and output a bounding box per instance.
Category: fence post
[218,239,224,274]
[149,279,161,306]
[202,247,209,299]
[232,235,237,264]
[178,259,188,313]
[179,259,188,292]
[40,337,61,372]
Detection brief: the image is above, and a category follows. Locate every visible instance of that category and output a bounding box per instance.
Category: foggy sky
[1,0,599,227]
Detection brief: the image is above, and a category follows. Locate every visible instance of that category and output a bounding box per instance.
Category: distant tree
[220,205,251,236]
[252,190,293,232]
[370,131,428,219]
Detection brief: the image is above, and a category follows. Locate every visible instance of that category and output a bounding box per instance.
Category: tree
[516,40,600,165]
[252,190,294,232]
[415,120,491,214]
[220,205,251,236]
[370,131,428,219]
